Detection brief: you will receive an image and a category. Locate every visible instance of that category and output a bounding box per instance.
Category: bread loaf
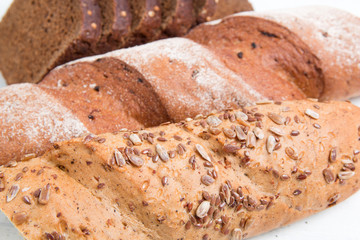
[1,100,359,239]
[0,0,253,84]
[221,6,360,100]
[0,6,359,166]
[96,0,132,53]
[0,0,102,85]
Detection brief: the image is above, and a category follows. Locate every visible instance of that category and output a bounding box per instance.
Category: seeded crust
[186,16,325,99]
[127,0,162,46]
[1,100,360,239]
[161,0,196,37]
[194,0,253,23]
[0,0,102,84]
[0,159,152,239]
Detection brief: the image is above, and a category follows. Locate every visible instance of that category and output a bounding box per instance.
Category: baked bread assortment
[0,100,359,239]
[0,0,253,84]
[0,6,360,166]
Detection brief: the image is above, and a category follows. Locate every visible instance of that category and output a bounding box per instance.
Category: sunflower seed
[156,144,169,162]
[114,149,126,167]
[329,148,337,163]
[285,147,299,160]
[12,212,28,225]
[266,135,276,153]
[268,112,285,125]
[290,130,300,136]
[207,116,222,126]
[201,175,215,186]
[196,144,211,162]
[328,193,340,205]
[253,127,264,139]
[22,196,31,205]
[129,134,142,146]
[0,179,5,192]
[38,183,51,205]
[196,201,211,218]
[209,126,221,135]
[246,132,256,148]
[6,184,20,202]
[323,169,335,183]
[256,100,273,105]
[338,171,355,180]
[269,127,285,136]
[223,128,236,139]
[223,144,241,153]
[128,154,144,167]
[293,189,302,196]
[305,109,319,119]
[161,176,168,186]
[235,111,248,121]
[235,126,246,141]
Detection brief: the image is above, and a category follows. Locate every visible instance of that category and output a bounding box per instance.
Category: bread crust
[1,100,359,239]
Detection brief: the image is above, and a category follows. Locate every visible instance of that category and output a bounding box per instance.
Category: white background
[0,0,360,239]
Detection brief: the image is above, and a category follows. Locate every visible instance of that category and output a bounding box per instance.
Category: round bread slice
[0,0,102,84]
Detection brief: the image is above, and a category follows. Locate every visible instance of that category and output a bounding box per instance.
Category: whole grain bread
[96,0,132,53]
[186,15,324,99]
[0,0,253,84]
[194,0,253,23]
[126,0,162,45]
[0,0,102,84]
[1,100,359,239]
[0,7,359,166]
[161,0,196,37]
[234,6,360,100]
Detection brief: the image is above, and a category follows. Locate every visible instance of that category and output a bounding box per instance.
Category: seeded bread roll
[1,100,359,239]
[0,0,102,85]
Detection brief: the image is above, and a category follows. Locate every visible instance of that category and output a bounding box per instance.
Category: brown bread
[0,0,102,84]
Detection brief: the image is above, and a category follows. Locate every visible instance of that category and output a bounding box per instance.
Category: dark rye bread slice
[194,0,253,23]
[161,0,195,37]
[186,15,324,99]
[126,0,162,46]
[96,0,132,53]
[0,0,101,84]
[38,57,170,133]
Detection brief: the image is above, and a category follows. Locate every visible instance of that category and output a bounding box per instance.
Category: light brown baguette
[1,100,359,239]
[1,6,360,166]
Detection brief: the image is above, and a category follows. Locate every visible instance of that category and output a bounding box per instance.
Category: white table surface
[0,0,360,239]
